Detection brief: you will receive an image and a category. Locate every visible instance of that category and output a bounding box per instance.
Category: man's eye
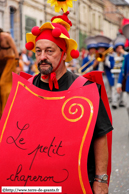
[47,50,53,53]
[36,50,41,53]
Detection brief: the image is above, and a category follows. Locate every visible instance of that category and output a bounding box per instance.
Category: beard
[38,60,53,75]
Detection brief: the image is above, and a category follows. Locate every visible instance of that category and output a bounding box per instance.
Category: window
[10,6,16,39]
[40,20,43,26]
[98,15,101,30]
[25,16,36,33]
[92,13,95,29]
[25,16,36,59]
[0,11,3,28]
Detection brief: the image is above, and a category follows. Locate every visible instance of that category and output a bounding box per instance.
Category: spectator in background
[80,47,87,60]
[79,47,87,67]
[80,36,97,74]
[111,35,127,109]
[27,51,34,75]
[19,52,24,72]
[30,63,39,75]
[66,59,78,73]
[92,35,115,102]
[117,24,129,120]
[21,48,30,73]
[117,53,129,118]
[15,52,24,75]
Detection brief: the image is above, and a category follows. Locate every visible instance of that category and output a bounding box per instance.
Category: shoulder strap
[20,71,33,80]
[28,76,34,83]
[68,76,88,90]
[28,74,39,84]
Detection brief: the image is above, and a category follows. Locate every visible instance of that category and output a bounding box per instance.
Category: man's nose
[40,50,47,60]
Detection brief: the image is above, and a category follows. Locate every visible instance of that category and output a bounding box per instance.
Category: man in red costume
[24,9,113,193]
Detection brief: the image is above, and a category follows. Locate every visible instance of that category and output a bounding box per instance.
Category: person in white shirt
[21,48,30,73]
[111,35,128,109]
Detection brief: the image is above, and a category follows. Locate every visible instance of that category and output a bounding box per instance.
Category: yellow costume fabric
[0,56,17,118]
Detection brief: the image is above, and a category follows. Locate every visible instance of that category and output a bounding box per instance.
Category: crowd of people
[66,31,129,123]
[15,49,39,76]
[79,27,129,123]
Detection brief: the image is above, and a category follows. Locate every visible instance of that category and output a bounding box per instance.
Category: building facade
[78,0,104,50]
[0,0,129,52]
[103,0,123,39]
[109,0,129,19]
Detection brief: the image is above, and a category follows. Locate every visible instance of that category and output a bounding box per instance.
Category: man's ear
[63,52,67,61]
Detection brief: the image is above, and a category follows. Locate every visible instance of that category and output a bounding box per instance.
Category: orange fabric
[0,56,17,118]
[19,60,24,71]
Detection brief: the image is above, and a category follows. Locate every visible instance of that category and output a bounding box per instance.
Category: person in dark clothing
[27,51,34,75]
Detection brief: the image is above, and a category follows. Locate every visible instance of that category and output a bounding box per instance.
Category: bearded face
[38,59,53,75]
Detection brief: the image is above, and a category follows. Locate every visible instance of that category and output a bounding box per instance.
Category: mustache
[38,60,52,67]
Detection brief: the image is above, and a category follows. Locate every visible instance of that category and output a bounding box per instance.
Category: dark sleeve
[93,97,113,139]
[84,80,113,138]
[87,99,113,182]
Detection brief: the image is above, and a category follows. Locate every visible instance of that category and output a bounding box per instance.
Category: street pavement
[109,104,129,194]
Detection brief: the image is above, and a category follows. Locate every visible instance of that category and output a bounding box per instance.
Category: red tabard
[0,73,100,194]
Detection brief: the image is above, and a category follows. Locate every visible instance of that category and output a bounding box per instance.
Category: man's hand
[93,60,99,69]
[93,135,108,193]
[92,181,108,194]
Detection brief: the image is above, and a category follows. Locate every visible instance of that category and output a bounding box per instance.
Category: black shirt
[33,70,113,182]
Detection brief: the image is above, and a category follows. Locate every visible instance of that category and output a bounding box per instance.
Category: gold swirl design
[62,96,85,122]
[0,81,65,143]
[62,96,93,194]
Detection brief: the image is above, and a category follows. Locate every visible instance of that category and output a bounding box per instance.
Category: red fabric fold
[42,72,59,90]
